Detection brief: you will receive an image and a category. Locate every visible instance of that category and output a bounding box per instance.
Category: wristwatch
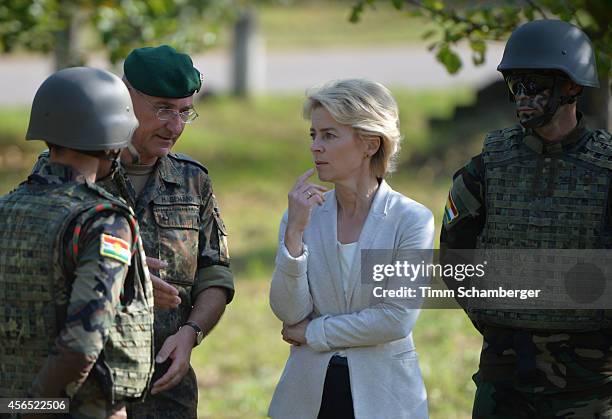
[181,321,204,346]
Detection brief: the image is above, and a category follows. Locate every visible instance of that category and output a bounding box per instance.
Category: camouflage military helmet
[26,67,139,150]
[497,20,599,88]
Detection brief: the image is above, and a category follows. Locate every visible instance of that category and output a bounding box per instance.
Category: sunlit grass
[193,281,480,419]
[0,87,481,418]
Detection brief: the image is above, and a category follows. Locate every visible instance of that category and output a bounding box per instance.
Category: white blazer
[268,180,435,419]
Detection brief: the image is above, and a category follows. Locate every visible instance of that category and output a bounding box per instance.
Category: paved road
[0,43,505,105]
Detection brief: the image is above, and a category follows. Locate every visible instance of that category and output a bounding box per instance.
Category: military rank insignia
[100,233,131,265]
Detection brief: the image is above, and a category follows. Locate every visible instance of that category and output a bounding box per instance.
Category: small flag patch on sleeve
[444,192,459,224]
[100,233,131,265]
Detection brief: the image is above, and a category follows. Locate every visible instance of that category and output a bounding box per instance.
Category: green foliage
[350,0,611,79]
[91,0,236,63]
[436,43,461,73]
[0,0,238,65]
[0,0,59,53]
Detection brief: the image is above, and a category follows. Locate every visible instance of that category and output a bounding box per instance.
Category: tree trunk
[53,2,85,70]
[232,9,265,97]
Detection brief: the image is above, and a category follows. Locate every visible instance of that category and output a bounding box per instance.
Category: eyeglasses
[132,88,199,124]
[505,73,558,96]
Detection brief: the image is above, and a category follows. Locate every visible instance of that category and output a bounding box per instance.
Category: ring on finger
[306,190,313,198]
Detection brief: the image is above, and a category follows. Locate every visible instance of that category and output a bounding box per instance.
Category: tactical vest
[0,180,154,402]
[469,126,612,330]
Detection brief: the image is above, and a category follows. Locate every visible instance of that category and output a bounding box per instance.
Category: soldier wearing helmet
[32,45,234,419]
[0,67,155,418]
[441,20,612,417]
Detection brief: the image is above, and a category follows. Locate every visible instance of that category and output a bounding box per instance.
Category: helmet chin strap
[107,154,121,179]
[72,147,121,181]
[518,76,577,129]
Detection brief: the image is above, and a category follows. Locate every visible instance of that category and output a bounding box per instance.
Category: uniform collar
[522,112,589,155]
[156,155,183,186]
[28,161,83,185]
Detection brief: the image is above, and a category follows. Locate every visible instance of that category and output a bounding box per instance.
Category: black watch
[181,321,204,346]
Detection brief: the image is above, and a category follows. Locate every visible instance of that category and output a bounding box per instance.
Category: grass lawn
[0,87,483,418]
[193,280,480,419]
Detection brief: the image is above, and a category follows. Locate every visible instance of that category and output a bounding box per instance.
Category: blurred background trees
[0,1,610,417]
[351,0,611,128]
[0,0,235,68]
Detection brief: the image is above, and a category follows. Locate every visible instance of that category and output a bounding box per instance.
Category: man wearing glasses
[441,20,612,417]
[34,45,234,418]
[118,45,234,419]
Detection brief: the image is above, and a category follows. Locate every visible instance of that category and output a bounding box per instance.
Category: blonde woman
[269,79,434,419]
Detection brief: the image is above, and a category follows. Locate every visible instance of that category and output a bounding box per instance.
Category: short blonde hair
[303,79,401,178]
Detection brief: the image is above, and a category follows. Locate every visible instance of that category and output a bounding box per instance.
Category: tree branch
[403,0,488,36]
[524,0,548,19]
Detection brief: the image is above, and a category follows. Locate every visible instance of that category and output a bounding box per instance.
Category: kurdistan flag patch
[100,233,131,265]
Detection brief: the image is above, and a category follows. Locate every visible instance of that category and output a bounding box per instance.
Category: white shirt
[335,240,359,357]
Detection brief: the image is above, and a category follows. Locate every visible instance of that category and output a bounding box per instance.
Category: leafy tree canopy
[0,0,242,64]
[350,0,611,78]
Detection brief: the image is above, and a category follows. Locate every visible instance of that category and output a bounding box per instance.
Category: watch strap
[182,321,204,346]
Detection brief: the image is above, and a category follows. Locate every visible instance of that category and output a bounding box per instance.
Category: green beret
[124,45,202,98]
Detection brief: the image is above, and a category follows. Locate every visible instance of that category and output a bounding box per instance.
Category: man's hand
[150,327,195,395]
[146,257,181,309]
[281,318,310,346]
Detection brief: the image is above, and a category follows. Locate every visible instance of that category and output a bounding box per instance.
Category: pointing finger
[294,168,315,187]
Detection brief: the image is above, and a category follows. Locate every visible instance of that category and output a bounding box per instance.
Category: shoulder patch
[444,191,459,225]
[100,233,131,265]
[443,173,483,229]
[169,152,208,173]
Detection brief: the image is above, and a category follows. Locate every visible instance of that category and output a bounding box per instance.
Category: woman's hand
[282,318,310,346]
[285,168,327,256]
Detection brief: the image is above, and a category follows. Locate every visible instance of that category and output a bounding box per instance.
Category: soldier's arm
[440,155,486,317]
[186,176,234,336]
[150,174,233,394]
[440,154,486,249]
[191,174,234,304]
[29,211,133,398]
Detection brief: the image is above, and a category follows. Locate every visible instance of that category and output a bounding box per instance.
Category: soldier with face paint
[441,20,612,418]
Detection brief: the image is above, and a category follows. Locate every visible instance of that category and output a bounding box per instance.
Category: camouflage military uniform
[0,161,154,419]
[441,118,612,418]
[33,148,234,417]
[101,152,233,418]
